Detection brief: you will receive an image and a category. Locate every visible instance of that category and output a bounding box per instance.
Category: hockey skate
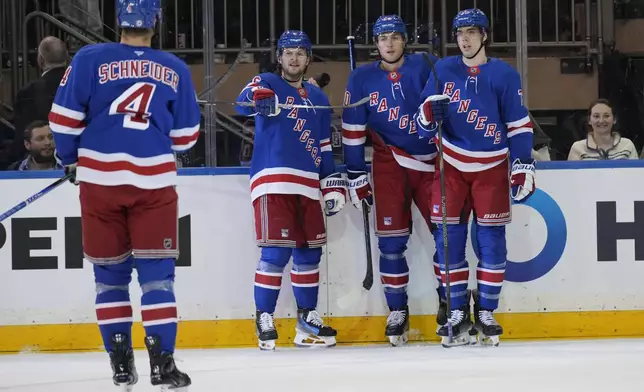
[435,288,447,332]
[256,311,278,351]
[470,290,503,347]
[436,304,473,348]
[144,335,191,391]
[385,306,409,347]
[294,308,337,348]
[108,333,138,392]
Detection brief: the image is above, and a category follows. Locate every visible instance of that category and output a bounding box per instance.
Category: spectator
[7,121,63,171]
[11,36,68,163]
[568,99,638,160]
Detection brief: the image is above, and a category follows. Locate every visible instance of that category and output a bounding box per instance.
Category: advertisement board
[1,162,644,352]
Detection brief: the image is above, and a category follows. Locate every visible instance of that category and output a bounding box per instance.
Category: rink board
[2,161,644,352]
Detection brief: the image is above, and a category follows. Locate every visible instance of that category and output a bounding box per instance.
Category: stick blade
[362,274,373,290]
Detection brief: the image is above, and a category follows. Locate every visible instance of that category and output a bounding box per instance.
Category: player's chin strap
[281,74,305,84]
[464,36,486,60]
[380,52,405,66]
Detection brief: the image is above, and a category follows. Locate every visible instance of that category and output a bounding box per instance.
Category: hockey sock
[93,260,134,352]
[433,224,469,309]
[475,225,507,310]
[378,236,409,310]
[136,258,178,353]
[254,247,291,313]
[291,248,322,309]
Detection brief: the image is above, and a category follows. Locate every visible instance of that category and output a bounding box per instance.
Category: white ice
[0,339,642,392]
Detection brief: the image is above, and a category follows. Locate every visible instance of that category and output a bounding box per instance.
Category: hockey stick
[422,53,453,344]
[336,35,374,310]
[346,36,375,292]
[198,96,370,110]
[0,172,74,223]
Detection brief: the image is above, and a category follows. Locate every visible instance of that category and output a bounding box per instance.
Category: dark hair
[24,120,50,142]
[588,98,615,115]
[120,27,155,38]
[453,26,492,47]
[480,27,492,47]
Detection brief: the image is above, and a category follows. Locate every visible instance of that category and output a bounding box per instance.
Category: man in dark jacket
[11,36,69,163]
[7,120,63,171]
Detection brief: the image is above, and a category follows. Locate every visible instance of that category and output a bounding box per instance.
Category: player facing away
[49,0,200,389]
[414,8,535,347]
[234,30,347,351]
[342,15,446,346]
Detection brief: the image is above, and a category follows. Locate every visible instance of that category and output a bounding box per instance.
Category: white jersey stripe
[51,103,86,121]
[342,122,367,131]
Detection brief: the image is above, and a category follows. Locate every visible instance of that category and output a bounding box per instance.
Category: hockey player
[414,8,535,347]
[49,0,200,389]
[234,30,347,351]
[342,15,446,346]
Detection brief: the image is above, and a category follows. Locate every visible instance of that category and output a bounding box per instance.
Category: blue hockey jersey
[49,43,201,189]
[342,53,438,173]
[235,73,336,202]
[414,56,533,172]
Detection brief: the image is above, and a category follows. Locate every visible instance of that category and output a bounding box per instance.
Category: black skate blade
[159,386,189,392]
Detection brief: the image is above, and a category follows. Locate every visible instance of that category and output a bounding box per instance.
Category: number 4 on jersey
[109,82,157,130]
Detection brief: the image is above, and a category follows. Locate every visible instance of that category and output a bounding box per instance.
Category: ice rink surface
[0,338,642,391]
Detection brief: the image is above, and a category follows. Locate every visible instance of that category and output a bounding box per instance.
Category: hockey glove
[418,94,450,138]
[320,173,348,216]
[252,88,280,117]
[64,163,79,185]
[510,158,536,202]
[347,170,373,212]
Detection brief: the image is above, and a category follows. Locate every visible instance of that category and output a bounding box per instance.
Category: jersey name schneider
[49,43,202,189]
[443,82,501,144]
[98,59,180,92]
